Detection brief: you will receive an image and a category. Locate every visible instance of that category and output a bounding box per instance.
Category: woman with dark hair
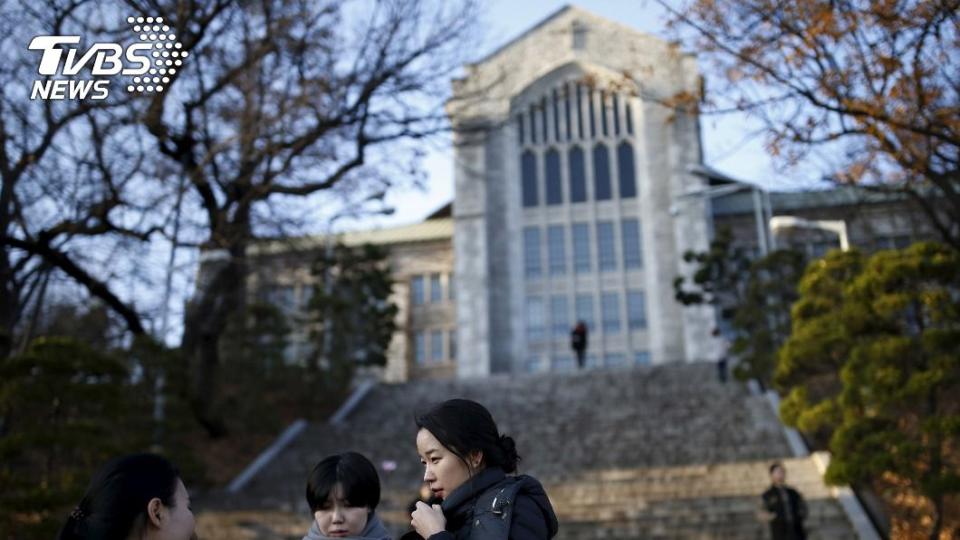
[57,453,195,540]
[409,399,558,540]
[304,452,392,540]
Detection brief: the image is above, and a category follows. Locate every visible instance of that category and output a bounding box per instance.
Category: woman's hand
[411,501,446,538]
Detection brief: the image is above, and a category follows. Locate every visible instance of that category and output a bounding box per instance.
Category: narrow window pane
[411,276,425,305]
[541,97,548,143]
[552,88,561,142]
[576,84,585,140]
[600,91,609,137]
[564,84,572,141]
[597,221,617,271]
[517,113,524,145]
[622,219,642,269]
[449,330,456,360]
[431,330,443,362]
[625,101,634,135]
[521,150,538,207]
[588,88,596,138]
[617,142,637,199]
[529,105,537,144]
[545,148,562,205]
[593,144,611,200]
[524,227,542,278]
[604,353,625,366]
[550,295,569,337]
[526,296,545,342]
[415,332,426,364]
[569,146,586,203]
[635,351,651,365]
[627,290,647,329]
[601,292,621,334]
[572,223,591,273]
[448,273,455,300]
[547,225,566,275]
[430,273,442,303]
[575,293,594,329]
[613,93,621,136]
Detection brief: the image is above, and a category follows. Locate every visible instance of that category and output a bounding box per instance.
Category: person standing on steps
[713,327,729,383]
[408,398,558,540]
[760,462,808,540]
[570,320,588,369]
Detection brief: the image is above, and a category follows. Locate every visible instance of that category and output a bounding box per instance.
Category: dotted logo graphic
[125,16,187,94]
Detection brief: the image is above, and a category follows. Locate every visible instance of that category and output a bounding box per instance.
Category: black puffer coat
[426,468,558,540]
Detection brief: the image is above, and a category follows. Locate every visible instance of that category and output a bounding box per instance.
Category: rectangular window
[635,351,651,365]
[597,221,617,271]
[430,273,442,303]
[449,329,456,361]
[526,356,543,373]
[525,296,545,342]
[552,88,561,142]
[541,97,548,143]
[572,223,591,273]
[545,149,563,205]
[414,332,426,364]
[431,330,444,363]
[575,294,594,330]
[411,276,425,305]
[604,353,625,366]
[576,84,584,139]
[613,93,621,136]
[627,290,647,329]
[550,295,569,337]
[521,151,538,207]
[601,292,621,334]
[621,219,643,269]
[547,225,566,275]
[569,147,587,203]
[564,83,572,141]
[600,91,609,136]
[589,88,596,138]
[523,227,542,278]
[625,101,633,135]
[448,273,455,300]
[529,106,537,144]
[517,113,524,145]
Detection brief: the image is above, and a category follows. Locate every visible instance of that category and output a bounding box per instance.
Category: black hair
[306,452,381,512]
[57,453,181,540]
[769,461,785,475]
[415,398,520,474]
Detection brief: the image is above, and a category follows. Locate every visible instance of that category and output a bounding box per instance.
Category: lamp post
[769,216,850,252]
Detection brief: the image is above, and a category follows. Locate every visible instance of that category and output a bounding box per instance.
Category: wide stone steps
[203,363,859,539]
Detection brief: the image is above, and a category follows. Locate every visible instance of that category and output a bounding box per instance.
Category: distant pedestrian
[713,327,729,383]
[760,462,808,540]
[570,321,588,369]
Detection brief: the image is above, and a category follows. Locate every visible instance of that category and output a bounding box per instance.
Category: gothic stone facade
[449,6,717,376]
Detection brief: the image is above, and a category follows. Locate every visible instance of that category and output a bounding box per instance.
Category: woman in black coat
[409,399,558,540]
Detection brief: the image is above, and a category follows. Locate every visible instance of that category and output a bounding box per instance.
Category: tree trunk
[180,243,247,438]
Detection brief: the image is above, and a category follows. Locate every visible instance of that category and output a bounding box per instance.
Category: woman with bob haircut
[304,451,391,540]
[410,399,558,540]
[57,453,195,540]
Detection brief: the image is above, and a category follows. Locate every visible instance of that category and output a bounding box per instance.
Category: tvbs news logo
[29,16,188,100]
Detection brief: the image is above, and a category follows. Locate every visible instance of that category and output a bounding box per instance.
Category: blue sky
[353,0,818,231]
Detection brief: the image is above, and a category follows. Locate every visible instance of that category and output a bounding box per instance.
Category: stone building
[246,5,938,384]
[448,5,716,377]
[247,211,455,383]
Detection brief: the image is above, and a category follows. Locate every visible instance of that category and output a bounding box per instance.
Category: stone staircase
[197,363,859,539]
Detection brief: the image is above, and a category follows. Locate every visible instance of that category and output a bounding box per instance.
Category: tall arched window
[593,144,611,201]
[545,148,562,205]
[617,141,636,199]
[569,146,586,203]
[521,150,538,207]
